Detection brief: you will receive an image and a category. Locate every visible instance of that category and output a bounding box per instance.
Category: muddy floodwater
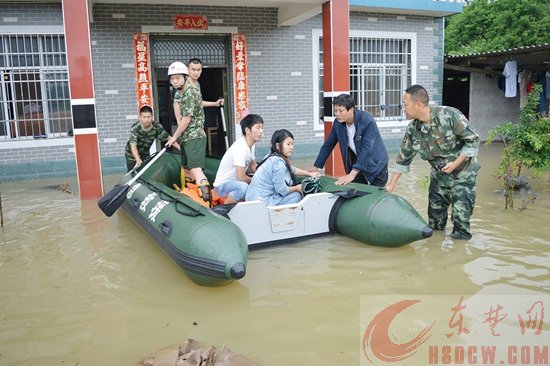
[1,144,549,366]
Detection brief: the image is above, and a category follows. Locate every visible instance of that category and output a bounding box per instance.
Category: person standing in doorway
[213,113,264,203]
[385,84,481,240]
[124,105,180,172]
[308,94,389,186]
[165,59,223,206]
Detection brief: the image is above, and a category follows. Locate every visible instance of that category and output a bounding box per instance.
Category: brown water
[1,144,549,366]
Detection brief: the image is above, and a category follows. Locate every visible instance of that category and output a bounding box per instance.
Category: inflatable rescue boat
[118,151,432,286]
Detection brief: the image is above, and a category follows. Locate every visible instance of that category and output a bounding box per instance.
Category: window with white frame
[0,33,71,141]
[312,30,415,130]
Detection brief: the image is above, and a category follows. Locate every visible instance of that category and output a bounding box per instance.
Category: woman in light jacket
[245,129,318,206]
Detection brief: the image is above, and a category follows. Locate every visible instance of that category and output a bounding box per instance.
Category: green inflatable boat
[118,150,432,287]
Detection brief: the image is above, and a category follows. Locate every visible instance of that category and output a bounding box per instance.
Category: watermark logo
[360,295,548,366]
[363,300,434,362]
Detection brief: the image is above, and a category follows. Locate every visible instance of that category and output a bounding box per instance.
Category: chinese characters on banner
[232,34,249,126]
[174,15,208,30]
[132,33,153,114]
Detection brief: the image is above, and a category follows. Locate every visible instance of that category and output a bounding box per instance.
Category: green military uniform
[124,121,170,171]
[174,82,207,169]
[393,106,480,239]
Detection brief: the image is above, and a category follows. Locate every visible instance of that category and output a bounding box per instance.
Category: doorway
[443,69,470,119]
[151,36,231,158]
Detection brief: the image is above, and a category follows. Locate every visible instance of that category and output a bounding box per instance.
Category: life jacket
[174,183,225,207]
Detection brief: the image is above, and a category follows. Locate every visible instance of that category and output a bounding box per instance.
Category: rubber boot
[198,179,212,207]
[450,230,472,240]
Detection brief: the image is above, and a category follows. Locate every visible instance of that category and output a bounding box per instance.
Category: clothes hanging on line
[503,60,518,98]
[518,70,533,108]
[539,91,547,114]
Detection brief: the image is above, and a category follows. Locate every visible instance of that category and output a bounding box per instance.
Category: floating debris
[56,183,75,195]
[137,338,257,366]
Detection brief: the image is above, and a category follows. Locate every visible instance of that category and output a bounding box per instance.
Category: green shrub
[485,84,550,209]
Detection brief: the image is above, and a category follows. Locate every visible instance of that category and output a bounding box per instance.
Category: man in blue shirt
[309,94,389,186]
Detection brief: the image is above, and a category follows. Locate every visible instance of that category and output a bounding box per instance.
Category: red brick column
[62,0,104,199]
[322,0,350,176]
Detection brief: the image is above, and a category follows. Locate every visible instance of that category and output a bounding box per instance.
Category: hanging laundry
[539,85,548,114]
[518,70,531,108]
[503,60,517,98]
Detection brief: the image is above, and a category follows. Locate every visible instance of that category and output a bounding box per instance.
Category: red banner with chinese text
[132,33,153,114]
[174,15,208,30]
[232,34,249,126]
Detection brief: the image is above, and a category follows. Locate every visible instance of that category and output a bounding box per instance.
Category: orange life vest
[175,182,225,207]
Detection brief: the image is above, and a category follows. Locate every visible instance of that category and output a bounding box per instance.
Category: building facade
[0,1,462,181]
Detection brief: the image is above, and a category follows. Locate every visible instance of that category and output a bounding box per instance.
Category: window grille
[0,33,71,141]
[316,34,412,124]
[152,38,226,67]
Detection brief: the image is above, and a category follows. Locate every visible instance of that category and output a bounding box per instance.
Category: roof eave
[350,0,463,17]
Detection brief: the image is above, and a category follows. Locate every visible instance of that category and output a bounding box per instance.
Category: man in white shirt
[213,114,264,203]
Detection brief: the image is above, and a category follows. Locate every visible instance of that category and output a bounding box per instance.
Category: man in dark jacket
[309,94,389,186]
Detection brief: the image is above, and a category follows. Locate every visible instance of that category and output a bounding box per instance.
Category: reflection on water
[0,144,549,365]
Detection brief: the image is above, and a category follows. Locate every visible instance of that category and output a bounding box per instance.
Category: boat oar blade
[97,147,167,217]
[98,184,130,217]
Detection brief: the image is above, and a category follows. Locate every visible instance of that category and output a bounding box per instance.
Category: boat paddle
[98,147,167,217]
[220,105,229,150]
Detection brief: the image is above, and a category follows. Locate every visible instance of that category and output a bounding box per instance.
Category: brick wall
[0,3,62,25]
[0,2,443,180]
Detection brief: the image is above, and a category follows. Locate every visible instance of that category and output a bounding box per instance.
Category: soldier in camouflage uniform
[386,85,480,240]
[165,59,223,205]
[124,105,180,172]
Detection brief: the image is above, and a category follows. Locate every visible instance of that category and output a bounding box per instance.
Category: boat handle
[174,201,203,217]
[160,220,173,236]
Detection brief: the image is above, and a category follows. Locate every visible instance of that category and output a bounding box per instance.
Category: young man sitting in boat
[245,129,319,206]
[213,114,264,203]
